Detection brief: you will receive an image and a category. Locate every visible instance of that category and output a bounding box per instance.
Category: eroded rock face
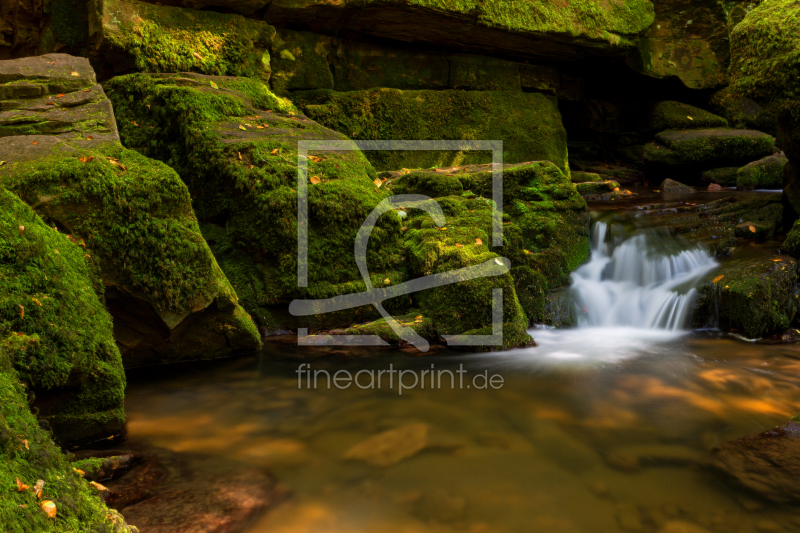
[0,54,262,368]
[262,0,654,63]
[712,421,800,503]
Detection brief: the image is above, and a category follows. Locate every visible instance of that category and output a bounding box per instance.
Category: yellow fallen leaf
[78,156,95,163]
[455,243,464,247]
[256,125,264,129]
[475,238,483,245]
[772,258,783,262]
[33,479,44,499]
[19,305,24,319]
[32,141,38,145]
[383,278,391,285]
[309,156,323,163]
[439,227,447,231]
[713,275,725,283]
[238,152,242,160]
[309,176,321,185]
[239,125,247,131]
[271,148,280,155]
[20,439,29,449]
[0,160,5,166]
[89,481,109,492]
[18,226,24,237]
[613,187,620,192]
[70,71,80,77]
[524,249,532,255]
[687,116,693,120]
[31,298,42,307]
[40,501,56,519]
[131,121,138,126]
[16,478,29,492]
[73,468,85,477]
[749,225,756,233]
[374,178,383,188]
[192,51,204,61]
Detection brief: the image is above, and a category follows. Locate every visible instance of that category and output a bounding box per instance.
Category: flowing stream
[119,212,800,533]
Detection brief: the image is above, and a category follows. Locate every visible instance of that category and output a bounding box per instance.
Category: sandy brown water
[122,333,800,533]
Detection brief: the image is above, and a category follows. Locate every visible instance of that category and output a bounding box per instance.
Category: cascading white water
[571,222,718,330]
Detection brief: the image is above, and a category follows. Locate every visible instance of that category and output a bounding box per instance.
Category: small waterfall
[571,222,718,330]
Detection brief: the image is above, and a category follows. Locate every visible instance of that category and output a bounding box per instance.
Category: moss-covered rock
[736,153,787,191]
[728,0,800,213]
[293,88,570,174]
[701,167,739,187]
[0,187,125,447]
[270,28,334,95]
[571,171,604,183]
[263,0,654,62]
[575,180,620,195]
[709,87,775,133]
[88,0,274,80]
[0,351,134,532]
[0,55,262,367]
[783,219,800,259]
[644,128,775,176]
[644,101,728,133]
[693,254,798,339]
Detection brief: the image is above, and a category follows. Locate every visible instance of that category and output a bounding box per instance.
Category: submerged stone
[658,179,696,194]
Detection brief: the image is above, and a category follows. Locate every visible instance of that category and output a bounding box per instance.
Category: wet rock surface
[98,444,289,533]
[712,421,800,503]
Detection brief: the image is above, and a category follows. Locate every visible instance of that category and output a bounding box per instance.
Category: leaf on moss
[40,501,56,519]
[271,148,280,155]
[18,225,24,236]
[78,156,95,163]
[15,478,29,492]
[70,71,80,77]
[73,468,85,477]
[18,304,24,319]
[33,479,44,499]
[713,275,725,283]
[89,481,109,492]
[210,81,219,89]
[475,238,483,245]
[309,176,321,185]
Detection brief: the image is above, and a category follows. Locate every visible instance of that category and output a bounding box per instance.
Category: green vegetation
[0,187,125,447]
[361,0,654,43]
[736,154,787,190]
[782,219,800,258]
[97,0,273,79]
[644,129,774,169]
[293,88,570,174]
[575,181,621,195]
[0,351,133,532]
[646,101,728,132]
[701,167,740,187]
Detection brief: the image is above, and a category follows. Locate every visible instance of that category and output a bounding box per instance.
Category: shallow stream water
[122,192,800,533]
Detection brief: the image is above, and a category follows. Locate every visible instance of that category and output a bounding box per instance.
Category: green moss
[97,0,274,80]
[270,29,334,95]
[337,311,436,345]
[571,171,603,183]
[782,219,800,258]
[575,181,620,195]
[693,255,797,338]
[644,129,775,170]
[293,88,570,174]
[701,167,740,186]
[736,154,787,190]
[361,0,654,43]
[646,101,728,132]
[0,187,125,447]
[0,353,132,532]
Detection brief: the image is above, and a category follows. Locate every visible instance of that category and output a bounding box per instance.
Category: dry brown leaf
[238,152,242,160]
[86,136,93,140]
[16,478,29,492]
[374,178,383,188]
[131,121,139,127]
[32,298,42,307]
[106,158,127,171]
[18,226,24,237]
[56,94,65,98]
[33,480,44,499]
[439,227,447,231]
[192,52,203,61]
[84,254,92,261]
[40,501,56,519]
[613,187,620,192]
[146,104,151,110]
[713,275,725,283]
[383,278,391,285]
[19,305,24,319]
[687,116,693,120]
[73,468,85,477]
[309,156,323,163]
[475,238,483,245]
[78,156,94,163]
[20,439,29,449]
[256,125,264,129]
[70,71,80,77]
[271,148,279,155]
[455,244,464,248]
[309,175,321,185]
[262,123,270,128]
[89,481,109,492]
[749,225,756,233]
[772,258,784,262]
[46,101,55,105]
[415,315,423,320]
[32,141,38,145]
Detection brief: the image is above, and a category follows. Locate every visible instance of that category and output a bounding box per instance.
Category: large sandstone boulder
[729,0,800,212]
[105,73,589,348]
[293,88,570,174]
[0,54,262,367]
[87,0,274,79]
[643,128,774,176]
[0,351,135,531]
[0,187,125,447]
[261,0,654,63]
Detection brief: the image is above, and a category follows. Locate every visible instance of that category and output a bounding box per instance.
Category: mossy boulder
[736,153,788,191]
[644,101,728,133]
[0,55,262,367]
[293,88,570,174]
[709,87,775,133]
[782,219,800,259]
[701,167,739,187]
[0,352,134,532]
[729,0,800,213]
[571,171,604,183]
[693,255,798,339]
[643,128,775,176]
[263,0,654,62]
[88,0,274,80]
[0,187,125,447]
[575,180,620,195]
